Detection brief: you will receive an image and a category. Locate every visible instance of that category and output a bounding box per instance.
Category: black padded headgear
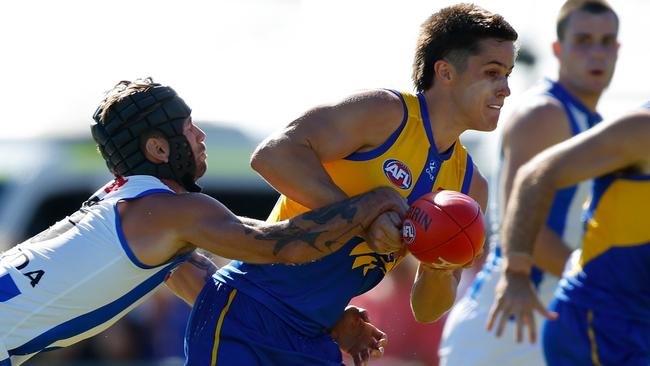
[91,83,201,192]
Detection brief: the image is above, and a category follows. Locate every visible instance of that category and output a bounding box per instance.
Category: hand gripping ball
[402,190,485,269]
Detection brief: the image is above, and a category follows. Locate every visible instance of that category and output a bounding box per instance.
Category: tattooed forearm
[252,221,364,256]
[240,187,402,263]
[256,222,325,255]
[300,195,363,225]
[237,196,369,256]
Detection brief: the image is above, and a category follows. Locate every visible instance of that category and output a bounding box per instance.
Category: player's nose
[497,79,511,98]
[196,126,207,142]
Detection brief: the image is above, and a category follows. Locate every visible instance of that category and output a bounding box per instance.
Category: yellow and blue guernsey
[542,103,650,366]
[217,90,474,334]
[555,173,650,319]
[185,90,475,365]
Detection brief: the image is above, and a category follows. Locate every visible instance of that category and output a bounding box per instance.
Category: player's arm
[500,100,574,276]
[488,108,650,343]
[176,186,408,265]
[503,108,650,273]
[250,89,404,209]
[410,167,487,323]
[165,250,218,306]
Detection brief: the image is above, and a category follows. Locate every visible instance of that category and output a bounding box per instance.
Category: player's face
[556,10,619,96]
[451,38,515,132]
[183,117,208,179]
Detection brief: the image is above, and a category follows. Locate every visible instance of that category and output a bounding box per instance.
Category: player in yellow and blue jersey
[183,4,518,365]
[441,1,619,365]
[487,102,650,365]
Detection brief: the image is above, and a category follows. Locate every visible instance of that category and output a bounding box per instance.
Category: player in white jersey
[0,78,407,365]
[439,1,619,364]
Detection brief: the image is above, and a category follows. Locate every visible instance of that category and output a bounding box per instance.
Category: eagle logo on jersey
[383,159,412,190]
[349,242,402,276]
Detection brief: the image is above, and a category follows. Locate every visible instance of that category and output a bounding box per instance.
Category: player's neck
[556,79,602,113]
[161,178,189,194]
[421,89,466,153]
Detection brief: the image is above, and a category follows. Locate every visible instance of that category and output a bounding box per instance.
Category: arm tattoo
[254,196,365,255]
[300,195,362,224]
[259,222,326,255]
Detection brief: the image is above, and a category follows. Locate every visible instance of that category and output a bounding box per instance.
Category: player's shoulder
[331,88,407,143]
[502,94,571,144]
[507,94,568,129]
[346,88,403,104]
[341,88,404,118]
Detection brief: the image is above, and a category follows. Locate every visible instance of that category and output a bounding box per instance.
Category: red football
[402,190,485,269]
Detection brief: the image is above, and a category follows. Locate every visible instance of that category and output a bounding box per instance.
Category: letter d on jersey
[383,159,412,190]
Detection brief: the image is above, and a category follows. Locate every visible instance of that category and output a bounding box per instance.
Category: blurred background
[0,0,647,365]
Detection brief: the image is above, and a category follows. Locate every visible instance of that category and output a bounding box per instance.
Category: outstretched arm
[487,108,650,343]
[179,186,408,264]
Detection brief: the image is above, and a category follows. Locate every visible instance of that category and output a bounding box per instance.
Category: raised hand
[486,272,558,343]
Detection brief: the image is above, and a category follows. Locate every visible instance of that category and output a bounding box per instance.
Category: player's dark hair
[556,0,618,41]
[412,3,518,93]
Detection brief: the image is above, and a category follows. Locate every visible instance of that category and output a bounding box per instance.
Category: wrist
[326,326,339,338]
[502,252,533,276]
[420,262,456,274]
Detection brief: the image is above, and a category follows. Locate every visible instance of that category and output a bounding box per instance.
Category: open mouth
[589,69,605,77]
[487,104,502,110]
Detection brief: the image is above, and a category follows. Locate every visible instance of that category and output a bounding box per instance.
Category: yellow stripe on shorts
[587,310,603,366]
[211,288,238,366]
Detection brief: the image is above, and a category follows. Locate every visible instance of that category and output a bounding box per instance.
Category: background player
[439,1,619,365]
[0,78,407,365]
[183,4,517,365]
[488,102,650,365]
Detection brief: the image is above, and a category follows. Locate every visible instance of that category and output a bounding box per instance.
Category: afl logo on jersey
[383,159,412,190]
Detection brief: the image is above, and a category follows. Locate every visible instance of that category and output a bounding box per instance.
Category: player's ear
[434,59,455,84]
[144,136,170,163]
[552,41,561,59]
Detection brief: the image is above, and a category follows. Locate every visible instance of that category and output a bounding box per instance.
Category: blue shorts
[184,279,343,366]
[543,299,650,366]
